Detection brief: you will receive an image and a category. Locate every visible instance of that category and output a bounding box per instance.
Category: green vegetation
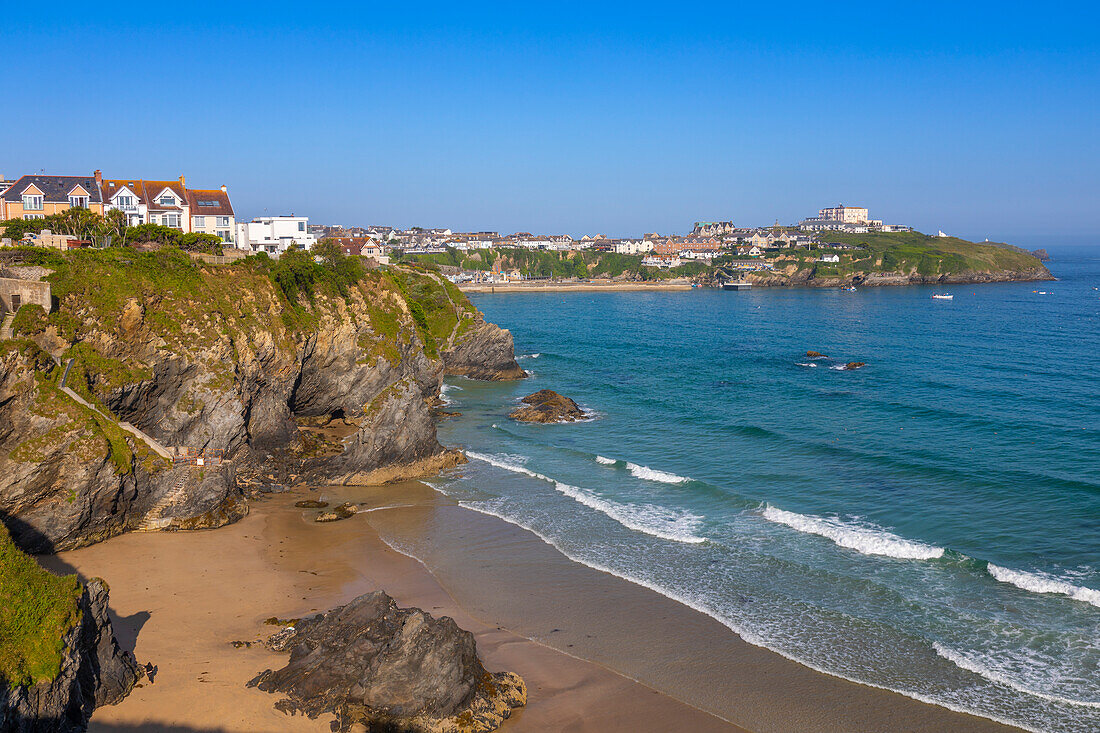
[0,523,83,687]
[10,304,47,336]
[814,232,1043,275]
[387,270,460,358]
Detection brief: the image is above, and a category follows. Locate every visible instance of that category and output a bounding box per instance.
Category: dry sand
[50,484,739,733]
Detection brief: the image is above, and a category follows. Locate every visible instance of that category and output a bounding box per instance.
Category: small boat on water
[843,286,857,292]
[932,293,954,300]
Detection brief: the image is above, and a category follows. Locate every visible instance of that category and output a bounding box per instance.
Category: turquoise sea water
[431,249,1099,732]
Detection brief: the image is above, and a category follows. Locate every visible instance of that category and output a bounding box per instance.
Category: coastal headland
[415,231,1054,291]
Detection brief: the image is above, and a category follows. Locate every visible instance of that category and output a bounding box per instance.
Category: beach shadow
[1,510,148,658]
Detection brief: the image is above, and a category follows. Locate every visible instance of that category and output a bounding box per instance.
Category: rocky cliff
[0,248,523,553]
[0,523,140,732]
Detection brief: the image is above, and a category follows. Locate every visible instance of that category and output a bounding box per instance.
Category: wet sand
[47,479,1025,732]
[50,483,738,733]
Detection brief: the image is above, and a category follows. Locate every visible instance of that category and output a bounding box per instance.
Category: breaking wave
[761,506,945,560]
[595,455,617,465]
[626,462,690,484]
[465,452,705,543]
[933,643,1100,709]
[986,564,1100,608]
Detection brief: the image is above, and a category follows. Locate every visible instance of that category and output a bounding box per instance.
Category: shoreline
[458,274,1054,293]
[51,482,739,733]
[50,479,1027,733]
[458,281,694,292]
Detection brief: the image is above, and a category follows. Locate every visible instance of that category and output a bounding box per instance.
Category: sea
[429,246,1099,732]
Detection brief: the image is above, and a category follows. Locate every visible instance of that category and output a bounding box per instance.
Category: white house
[820,253,840,263]
[641,254,681,268]
[613,239,651,255]
[236,215,315,255]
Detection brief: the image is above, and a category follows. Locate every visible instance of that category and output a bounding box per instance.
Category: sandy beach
[458,281,695,293]
[50,483,739,733]
[48,480,1025,733]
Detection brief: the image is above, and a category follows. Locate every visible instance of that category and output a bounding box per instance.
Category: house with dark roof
[186,187,235,243]
[1,174,103,220]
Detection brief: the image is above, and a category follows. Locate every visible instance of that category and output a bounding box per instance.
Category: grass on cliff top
[0,523,83,687]
[818,232,1044,273]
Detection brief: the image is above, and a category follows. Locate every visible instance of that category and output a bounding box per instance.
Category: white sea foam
[626,462,689,484]
[761,506,945,560]
[465,452,704,543]
[517,352,541,359]
[439,383,461,405]
[796,362,819,368]
[449,502,1036,733]
[549,479,705,544]
[595,455,617,465]
[933,643,1100,709]
[986,563,1100,608]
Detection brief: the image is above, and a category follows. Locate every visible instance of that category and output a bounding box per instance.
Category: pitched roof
[2,174,103,203]
[186,188,234,216]
[141,181,188,209]
[99,179,147,203]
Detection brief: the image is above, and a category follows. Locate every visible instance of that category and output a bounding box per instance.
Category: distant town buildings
[799,204,909,233]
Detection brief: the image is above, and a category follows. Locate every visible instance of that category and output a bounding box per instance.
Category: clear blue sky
[5,1,1098,242]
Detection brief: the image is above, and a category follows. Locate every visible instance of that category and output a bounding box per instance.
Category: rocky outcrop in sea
[250,591,526,732]
[509,389,587,423]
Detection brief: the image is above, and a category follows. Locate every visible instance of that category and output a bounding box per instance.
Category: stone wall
[0,277,51,314]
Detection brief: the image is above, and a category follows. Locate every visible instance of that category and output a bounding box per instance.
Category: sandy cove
[48,480,1024,733]
[48,483,738,733]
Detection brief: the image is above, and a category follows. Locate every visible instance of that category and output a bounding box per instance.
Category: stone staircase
[0,313,14,340]
[137,468,193,531]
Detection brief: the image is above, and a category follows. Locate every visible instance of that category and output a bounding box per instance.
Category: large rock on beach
[508,390,587,423]
[249,591,526,733]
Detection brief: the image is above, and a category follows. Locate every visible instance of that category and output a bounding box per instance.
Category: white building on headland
[235,215,315,255]
[817,205,873,224]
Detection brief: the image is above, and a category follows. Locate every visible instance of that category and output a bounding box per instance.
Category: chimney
[179,175,186,187]
[94,169,102,186]
[220,185,227,193]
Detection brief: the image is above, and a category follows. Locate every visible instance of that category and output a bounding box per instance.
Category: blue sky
[5,2,1098,242]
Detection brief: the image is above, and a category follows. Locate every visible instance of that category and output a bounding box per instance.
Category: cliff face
[0,249,522,553]
[0,579,140,733]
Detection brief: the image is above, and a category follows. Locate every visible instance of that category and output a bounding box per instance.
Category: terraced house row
[0,170,236,244]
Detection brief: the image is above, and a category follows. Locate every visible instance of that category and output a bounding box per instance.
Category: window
[69,195,89,208]
[193,216,206,227]
[22,194,43,211]
[158,196,175,206]
[198,200,219,208]
[298,221,305,232]
[117,195,134,207]
[22,213,44,220]
[164,214,180,228]
[216,230,230,241]
[217,216,230,227]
